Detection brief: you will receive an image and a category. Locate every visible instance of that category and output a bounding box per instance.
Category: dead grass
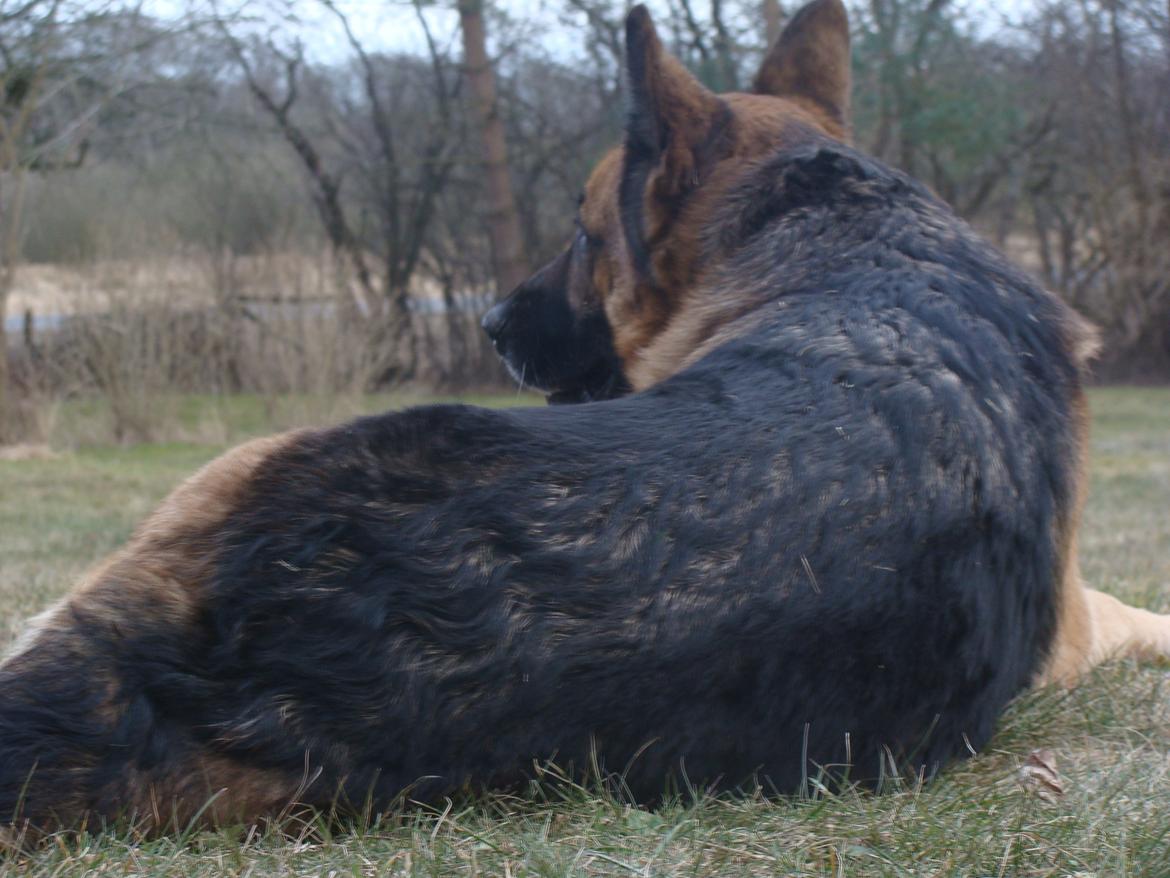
[0,387,1167,876]
[8,253,475,320]
[0,444,56,462]
[6,252,505,446]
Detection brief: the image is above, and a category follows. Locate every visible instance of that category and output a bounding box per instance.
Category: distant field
[0,388,1168,875]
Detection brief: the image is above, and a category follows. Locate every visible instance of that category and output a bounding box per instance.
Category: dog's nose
[481,301,510,341]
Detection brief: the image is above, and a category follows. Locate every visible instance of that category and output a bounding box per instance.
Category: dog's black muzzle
[482,251,629,404]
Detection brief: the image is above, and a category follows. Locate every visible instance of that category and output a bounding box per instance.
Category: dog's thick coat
[3,0,1169,831]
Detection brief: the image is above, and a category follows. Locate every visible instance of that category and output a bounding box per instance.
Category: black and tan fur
[3,0,1168,834]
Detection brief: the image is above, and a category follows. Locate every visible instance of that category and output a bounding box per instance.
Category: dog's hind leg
[1039,570,1170,686]
[1079,587,1170,666]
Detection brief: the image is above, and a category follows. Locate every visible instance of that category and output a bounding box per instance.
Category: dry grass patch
[0,444,56,462]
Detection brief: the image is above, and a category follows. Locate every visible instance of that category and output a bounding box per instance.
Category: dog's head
[482,0,851,402]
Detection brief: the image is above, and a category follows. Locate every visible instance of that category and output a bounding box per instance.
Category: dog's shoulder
[706,143,1086,381]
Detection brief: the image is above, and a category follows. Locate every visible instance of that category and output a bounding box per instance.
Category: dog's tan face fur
[576,0,850,391]
[481,0,850,402]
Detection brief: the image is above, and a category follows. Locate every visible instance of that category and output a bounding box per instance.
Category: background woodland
[1,0,1168,442]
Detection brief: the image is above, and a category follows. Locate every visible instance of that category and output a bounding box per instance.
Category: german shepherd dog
[3,0,1169,833]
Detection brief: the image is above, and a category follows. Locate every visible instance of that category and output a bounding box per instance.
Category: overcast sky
[167,0,1037,65]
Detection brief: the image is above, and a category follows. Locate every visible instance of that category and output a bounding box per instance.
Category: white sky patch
[161,0,1038,64]
[163,0,586,62]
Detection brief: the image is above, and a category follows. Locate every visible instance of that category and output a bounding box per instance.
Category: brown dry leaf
[1017,748,1065,802]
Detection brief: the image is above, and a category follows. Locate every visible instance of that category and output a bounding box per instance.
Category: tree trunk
[763,0,785,49]
[458,0,528,298]
[0,169,29,444]
[0,293,8,444]
[710,0,739,91]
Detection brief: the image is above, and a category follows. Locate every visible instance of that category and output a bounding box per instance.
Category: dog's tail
[1,594,310,834]
[0,615,124,830]
[0,604,227,834]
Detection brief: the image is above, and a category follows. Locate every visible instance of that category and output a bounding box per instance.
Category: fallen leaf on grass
[1017,748,1065,802]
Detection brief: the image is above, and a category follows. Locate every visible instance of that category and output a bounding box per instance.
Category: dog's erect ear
[621,6,729,285]
[624,5,725,194]
[753,0,850,135]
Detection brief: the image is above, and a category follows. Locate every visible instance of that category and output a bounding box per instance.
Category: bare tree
[561,0,625,100]
[1021,0,1170,372]
[216,0,464,383]
[221,34,375,303]
[458,0,527,298]
[763,0,785,46]
[0,0,151,440]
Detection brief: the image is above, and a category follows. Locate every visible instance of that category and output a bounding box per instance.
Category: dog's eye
[574,217,603,250]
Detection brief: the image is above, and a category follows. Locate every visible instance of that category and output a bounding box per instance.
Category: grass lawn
[0,388,1167,876]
